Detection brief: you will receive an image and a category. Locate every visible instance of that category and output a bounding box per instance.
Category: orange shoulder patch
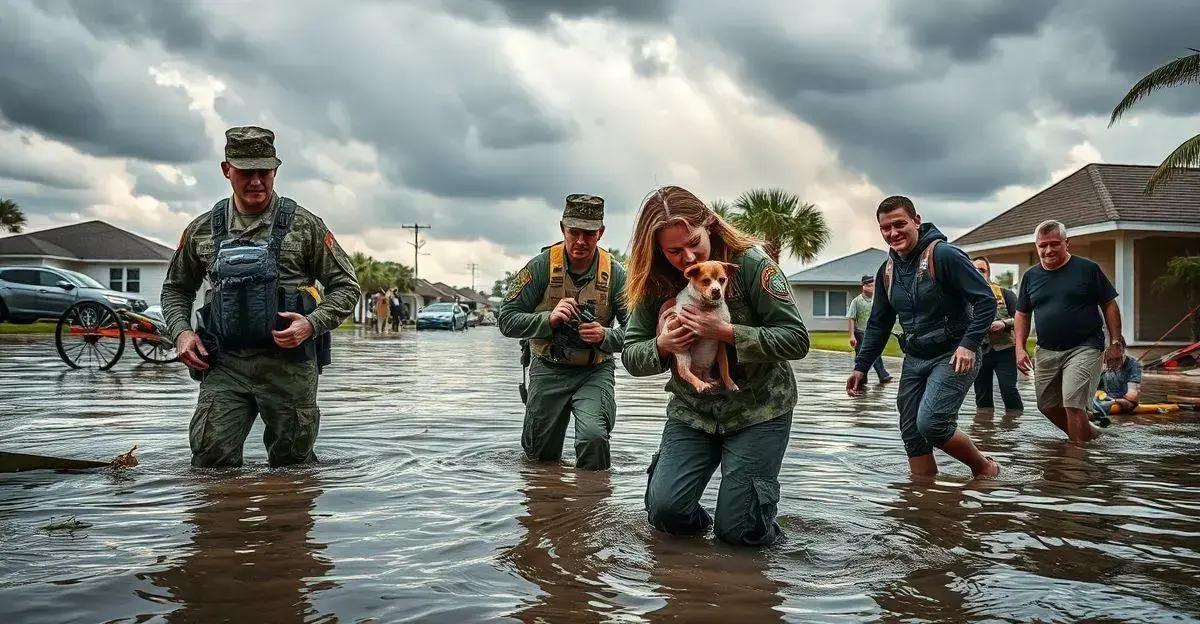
[324,231,335,250]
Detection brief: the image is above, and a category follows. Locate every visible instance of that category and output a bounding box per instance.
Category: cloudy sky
[2,0,1198,291]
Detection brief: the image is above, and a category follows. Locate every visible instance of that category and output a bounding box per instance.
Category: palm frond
[1146,132,1200,193]
[1110,50,1200,126]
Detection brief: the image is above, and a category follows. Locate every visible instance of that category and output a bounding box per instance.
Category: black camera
[550,302,597,361]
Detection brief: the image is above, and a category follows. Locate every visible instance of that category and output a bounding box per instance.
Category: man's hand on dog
[549,297,579,328]
[578,322,605,344]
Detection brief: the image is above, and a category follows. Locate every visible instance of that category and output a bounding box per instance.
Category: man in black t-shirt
[1014,220,1124,442]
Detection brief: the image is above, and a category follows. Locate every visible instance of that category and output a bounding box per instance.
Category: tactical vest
[985,282,1015,351]
[883,240,970,358]
[529,244,613,366]
[207,197,296,350]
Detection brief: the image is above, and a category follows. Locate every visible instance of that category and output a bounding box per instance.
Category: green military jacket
[161,193,361,345]
[498,246,628,359]
[622,246,809,434]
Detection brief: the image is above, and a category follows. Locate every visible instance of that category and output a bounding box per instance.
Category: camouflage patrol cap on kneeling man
[561,194,604,231]
[224,126,282,170]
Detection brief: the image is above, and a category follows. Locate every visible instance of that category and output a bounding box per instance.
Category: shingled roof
[955,164,1200,246]
[0,220,174,261]
[788,248,888,285]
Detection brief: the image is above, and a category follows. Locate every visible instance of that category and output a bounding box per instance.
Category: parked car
[0,266,149,323]
[416,302,468,331]
[466,309,481,328]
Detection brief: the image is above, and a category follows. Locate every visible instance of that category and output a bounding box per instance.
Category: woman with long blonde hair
[621,185,810,547]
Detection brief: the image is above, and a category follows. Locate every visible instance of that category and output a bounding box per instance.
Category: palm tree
[723,188,829,264]
[1110,49,1200,193]
[1154,255,1200,341]
[0,198,26,233]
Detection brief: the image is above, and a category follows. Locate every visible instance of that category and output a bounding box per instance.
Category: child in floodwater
[620,186,810,547]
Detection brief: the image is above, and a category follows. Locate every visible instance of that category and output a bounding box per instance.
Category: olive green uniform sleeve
[732,253,810,363]
[161,218,206,343]
[498,252,551,340]
[620,298,669,377]
[598,261,628,354]
[306,220,361,336]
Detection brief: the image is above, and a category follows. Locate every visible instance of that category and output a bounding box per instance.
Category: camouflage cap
[224,126,282,170]
[561,194,604,230]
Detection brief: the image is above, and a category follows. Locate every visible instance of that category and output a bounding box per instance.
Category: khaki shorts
[1034,346,1103,411]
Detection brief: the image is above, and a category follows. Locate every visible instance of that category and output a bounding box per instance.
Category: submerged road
[1,328,1198,623]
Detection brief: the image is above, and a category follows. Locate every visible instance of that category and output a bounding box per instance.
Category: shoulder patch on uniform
[761,263,792,302]
[323,231,335,250]
[505,267,532,302]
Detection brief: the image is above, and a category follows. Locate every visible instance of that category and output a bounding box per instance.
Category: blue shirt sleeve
[1016,269,1033,314]
[1092,261,1119,305]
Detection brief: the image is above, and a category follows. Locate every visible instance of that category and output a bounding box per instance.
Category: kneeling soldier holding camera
[162,126,360,468]
[499,194,628,471]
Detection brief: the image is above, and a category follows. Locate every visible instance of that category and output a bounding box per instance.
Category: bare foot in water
[975,457,1000,479]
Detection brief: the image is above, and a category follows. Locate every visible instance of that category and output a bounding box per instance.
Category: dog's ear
[684,264,702,280]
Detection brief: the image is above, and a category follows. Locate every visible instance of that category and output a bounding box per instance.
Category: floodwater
[1,329,1199,623]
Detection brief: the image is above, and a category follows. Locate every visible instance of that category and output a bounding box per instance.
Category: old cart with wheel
[55,301,179,370]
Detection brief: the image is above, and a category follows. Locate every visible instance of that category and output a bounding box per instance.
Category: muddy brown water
[1,329,1198,623]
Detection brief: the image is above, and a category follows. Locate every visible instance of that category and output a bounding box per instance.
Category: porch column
[1114,233,1135,344]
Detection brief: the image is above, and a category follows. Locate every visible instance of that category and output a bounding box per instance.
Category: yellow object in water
[1109,403,1181,415]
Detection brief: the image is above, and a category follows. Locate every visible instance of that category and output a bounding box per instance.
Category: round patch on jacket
[761,264,792,302]
[505,267,532,302]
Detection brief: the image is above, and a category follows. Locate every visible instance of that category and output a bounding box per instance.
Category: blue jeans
[896,351,979,457]
[854,330,891,381]
[645,413,792,546]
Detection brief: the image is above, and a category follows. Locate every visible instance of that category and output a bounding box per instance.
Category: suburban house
[787,248,888,331]
[0,220,174,308]
[954,163,1200,349]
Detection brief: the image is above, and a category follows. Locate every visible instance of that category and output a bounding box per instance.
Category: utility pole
[466,263,480,292]
[402,224,432,280]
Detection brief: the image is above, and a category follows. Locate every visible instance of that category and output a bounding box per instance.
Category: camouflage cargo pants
[522,357,616,471]
[190,352,320,468]
[644,412,791,547]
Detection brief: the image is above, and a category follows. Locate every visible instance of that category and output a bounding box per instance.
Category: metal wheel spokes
[56,301,125,370]
[133,338,179,363]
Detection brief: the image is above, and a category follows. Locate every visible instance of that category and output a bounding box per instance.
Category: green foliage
[1154,255,1200,340]
[1110,50,1200,193]
[605,247,629,265]
[717,188,830,263]
[491,271,515,297]
[350,251,415,293]
[0,198,26,234]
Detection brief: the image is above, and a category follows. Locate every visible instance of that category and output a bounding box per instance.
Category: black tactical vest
[207,198,296,350]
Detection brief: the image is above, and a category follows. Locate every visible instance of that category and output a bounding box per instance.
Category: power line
[402,224,432,280]
[466,263,480,292]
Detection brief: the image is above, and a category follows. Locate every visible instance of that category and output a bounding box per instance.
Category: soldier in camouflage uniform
[621,186,809,547]
[162,126,360,468]
[499,194,628,471]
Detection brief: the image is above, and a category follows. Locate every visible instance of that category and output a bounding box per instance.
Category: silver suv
[0,266,148,323]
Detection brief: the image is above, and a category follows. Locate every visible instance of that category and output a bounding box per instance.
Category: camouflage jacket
[621,246,809,434]
[161,193,361,344]
[498,246,628,357]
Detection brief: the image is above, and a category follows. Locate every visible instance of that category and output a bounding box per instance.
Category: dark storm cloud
[461,0,674,25]
[891,0,1059,61]
[59,0,253,58]
[0,1,210,163]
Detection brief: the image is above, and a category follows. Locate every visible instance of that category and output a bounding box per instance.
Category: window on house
[109,267,141,292]
[812,290,849,318]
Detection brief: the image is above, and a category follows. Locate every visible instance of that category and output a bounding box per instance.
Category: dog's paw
[723,382,740,393]
[694,381,718,395]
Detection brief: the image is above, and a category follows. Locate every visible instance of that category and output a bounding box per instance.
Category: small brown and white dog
[660,260,740,395]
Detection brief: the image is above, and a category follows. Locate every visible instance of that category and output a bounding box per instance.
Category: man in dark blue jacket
[846,196,999,478]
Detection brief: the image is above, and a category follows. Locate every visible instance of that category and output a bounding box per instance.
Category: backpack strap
[209,198,230,249]
[268,197,298,257]
[920,239,941,282]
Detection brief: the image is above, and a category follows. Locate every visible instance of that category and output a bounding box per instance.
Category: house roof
[454,287,490,304]
[787,248,888,285]
[955,164,1200,246]
[0,220,174,261]
[413,279,449,299]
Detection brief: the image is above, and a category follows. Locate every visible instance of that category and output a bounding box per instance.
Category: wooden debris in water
[110,446,138,469]
[42,516,93,532]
